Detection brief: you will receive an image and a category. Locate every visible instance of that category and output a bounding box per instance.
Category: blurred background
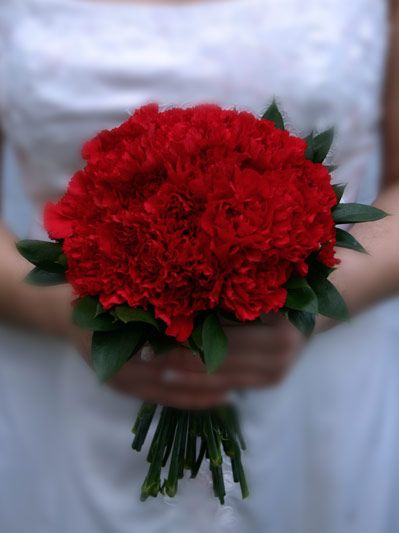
[1,1,398,533]
[2,139,32,235]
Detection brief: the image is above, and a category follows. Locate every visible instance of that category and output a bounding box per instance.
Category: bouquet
[17,101,386,504]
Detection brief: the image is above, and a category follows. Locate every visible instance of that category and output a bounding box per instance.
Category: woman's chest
[1,0,388,150]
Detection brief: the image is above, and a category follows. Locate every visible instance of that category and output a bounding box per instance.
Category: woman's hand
[71,314,303,410]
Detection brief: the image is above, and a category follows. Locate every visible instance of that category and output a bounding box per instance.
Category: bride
[0,0,398,532]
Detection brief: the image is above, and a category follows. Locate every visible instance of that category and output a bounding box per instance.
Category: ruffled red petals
[45,104,337,341]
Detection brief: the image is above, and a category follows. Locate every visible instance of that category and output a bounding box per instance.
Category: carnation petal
[43,202,74,239]
[165,315,194,342]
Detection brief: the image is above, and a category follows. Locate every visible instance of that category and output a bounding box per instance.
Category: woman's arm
[0,222,73,335]
[316,186,399,332]
[382,0,399,187]
[317,0,399,329]
[0,127,72,335]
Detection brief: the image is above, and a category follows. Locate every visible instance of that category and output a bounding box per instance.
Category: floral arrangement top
[17,102,386,504]
[44,104,338,342]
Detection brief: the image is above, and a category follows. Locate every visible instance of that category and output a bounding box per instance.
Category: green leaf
[285,277,310,289]
[313,128,334,163]
[190,322,203,351]
[17,240,66,273]
[335,228,367,254]
[284,277,318,313]
[91,327,143,381]
[113,305,159,330]
[149,333,180,354]
[217,310,241,323]
[307,257,335,278]
[202,314,228,373]
[308,275,349,321]
[95,301,105,317]
[187,337,199,353]
[287,310,316,338]
[56,254,68,269]
[31,260,66,273]
[305,132,314,161]
[332,203,388,224]
[333,184,346,204]
[25,267,66,286]
[73,296,120,331]
[17,240,63,265]
[261,100,284,130]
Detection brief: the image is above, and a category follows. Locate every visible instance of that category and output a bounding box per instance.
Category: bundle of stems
[131,403,249,504]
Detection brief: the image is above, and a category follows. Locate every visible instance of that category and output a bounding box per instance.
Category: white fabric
[0,1,396,532]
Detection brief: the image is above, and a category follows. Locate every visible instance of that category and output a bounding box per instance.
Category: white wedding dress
[1,1,397,532]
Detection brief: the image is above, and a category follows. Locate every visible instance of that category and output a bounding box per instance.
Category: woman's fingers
[110,361,227,409]
[74,313,303,408]
[72,330,227,407]
[130,355,227,392]
[224,322,299,354]
[125,322,299,392]
[220,319,301,388]
[129,381,227,410]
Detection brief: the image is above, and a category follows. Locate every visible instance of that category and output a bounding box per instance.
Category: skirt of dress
[1,296,399,533]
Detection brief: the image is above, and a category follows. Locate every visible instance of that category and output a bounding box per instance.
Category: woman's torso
[0,0,388,233]
[0,2,392,533]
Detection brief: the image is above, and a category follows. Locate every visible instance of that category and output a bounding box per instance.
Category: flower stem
[131,402,248,502]
[140,408,169,500]
[164,411,188,497]
[131,402,156,452]
[185,413,197,472]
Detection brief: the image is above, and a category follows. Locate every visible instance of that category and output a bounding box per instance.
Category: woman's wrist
[315,189,399,334]
[0,223,73,337]
[2,272,73,338]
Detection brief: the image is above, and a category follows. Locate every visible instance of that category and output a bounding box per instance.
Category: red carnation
[44,104,337,341]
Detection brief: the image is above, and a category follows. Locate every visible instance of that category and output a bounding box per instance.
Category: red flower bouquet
[17,101,386,503]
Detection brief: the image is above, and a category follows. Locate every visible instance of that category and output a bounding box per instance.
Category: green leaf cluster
[330,186,388,253]
[186,313,228,374]
[71,296,163,381]
[305,128,334,164]
[283,265,348,337]
[17,239,67,285]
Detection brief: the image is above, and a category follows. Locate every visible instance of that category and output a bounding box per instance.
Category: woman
[0,0,398,532]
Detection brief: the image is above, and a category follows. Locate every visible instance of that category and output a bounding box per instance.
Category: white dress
[0,1,396,532]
